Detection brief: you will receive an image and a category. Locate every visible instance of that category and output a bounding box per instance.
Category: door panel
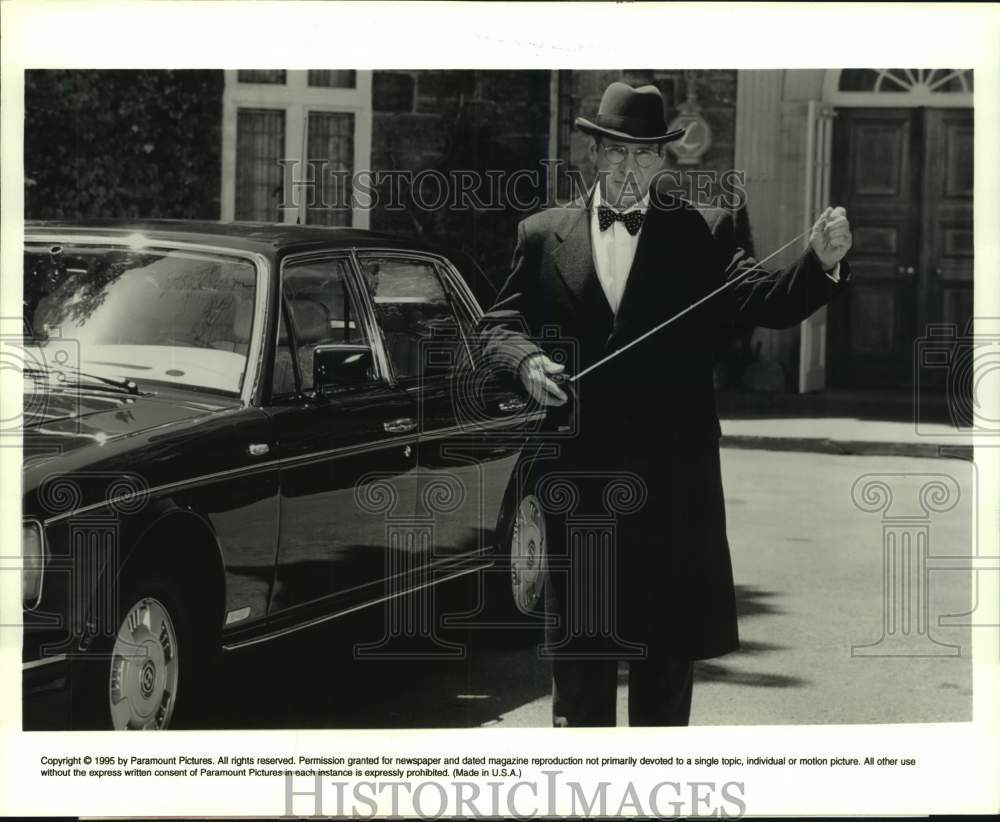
[356,253,530,574]
[413,376,529,565]
[268,253,419,617]
[829,106,973,390]
[830,108,921,387]
[268,390,418,614]
[920,108,974,394]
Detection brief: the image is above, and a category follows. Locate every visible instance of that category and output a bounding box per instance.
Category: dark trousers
[551,652,694,727]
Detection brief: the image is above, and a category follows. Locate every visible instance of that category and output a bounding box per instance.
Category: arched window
[823,69,973,107]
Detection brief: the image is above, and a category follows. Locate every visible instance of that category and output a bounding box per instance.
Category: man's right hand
[519,353,568,407]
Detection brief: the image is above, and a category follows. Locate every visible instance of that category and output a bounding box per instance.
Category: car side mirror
[313,344,374,393]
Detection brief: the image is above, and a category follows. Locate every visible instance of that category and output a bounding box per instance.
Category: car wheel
[481,489,547,631]
[72,570,211,730]
[509,493,547,615]
[107,593,182,730]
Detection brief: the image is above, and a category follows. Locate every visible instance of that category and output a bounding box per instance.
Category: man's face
[591,137,666,209]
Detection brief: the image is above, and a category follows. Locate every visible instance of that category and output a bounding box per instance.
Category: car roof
[25,219,437,258]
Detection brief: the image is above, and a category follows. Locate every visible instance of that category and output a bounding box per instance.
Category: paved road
[208,450,975,729]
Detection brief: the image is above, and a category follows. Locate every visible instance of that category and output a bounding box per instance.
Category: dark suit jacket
[476,188,850,658]
[480,191,849,438]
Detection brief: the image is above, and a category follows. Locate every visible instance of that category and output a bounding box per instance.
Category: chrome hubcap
[108,596,179,730]
[511,494,546,613]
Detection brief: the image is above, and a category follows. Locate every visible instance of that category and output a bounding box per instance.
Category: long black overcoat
[477,188,850,660]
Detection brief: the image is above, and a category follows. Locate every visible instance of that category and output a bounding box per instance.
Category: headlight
[23,521,44,609]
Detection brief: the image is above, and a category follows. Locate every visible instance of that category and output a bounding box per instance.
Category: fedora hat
[575,81,686,144]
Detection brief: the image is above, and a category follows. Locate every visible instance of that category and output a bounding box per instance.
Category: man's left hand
[809,206,853,271]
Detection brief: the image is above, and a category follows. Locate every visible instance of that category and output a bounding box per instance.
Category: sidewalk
[720,417,973,460]
[717,389,974,460]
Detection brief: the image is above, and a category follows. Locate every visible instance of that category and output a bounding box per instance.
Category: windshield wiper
[24,364,144,396]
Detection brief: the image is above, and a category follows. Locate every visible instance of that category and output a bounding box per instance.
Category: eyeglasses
[602,144,661,168]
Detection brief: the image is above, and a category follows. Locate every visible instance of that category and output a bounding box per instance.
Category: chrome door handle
[497,397,528,414]
[247,443,270,457]
[383,417,417,434]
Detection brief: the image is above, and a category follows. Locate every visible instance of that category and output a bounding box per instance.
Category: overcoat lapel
[550,198,615,334]
[608,201,699,349]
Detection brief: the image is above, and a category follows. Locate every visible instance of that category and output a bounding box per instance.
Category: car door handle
[383,417,417,434]
[247,443,271,457]
[497,397,528,414]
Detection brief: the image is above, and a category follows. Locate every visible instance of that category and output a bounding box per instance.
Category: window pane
[235,108,285,222]
[283,259,369,391]
[838,69,880,92]
[358,256,471,380]
[238,70,287,85]
[308,70,356,88]
[305,111,355,227]
[928,69,972,93]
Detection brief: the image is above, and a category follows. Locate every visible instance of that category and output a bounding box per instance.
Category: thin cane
[563,228,813,384]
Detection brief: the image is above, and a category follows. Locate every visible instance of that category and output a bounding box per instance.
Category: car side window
[357,255,473,381]
[281,257,372,393]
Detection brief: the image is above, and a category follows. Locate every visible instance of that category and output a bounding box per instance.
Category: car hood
[22,387,232,466]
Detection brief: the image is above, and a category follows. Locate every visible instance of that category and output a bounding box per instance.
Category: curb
[719,434,973,461]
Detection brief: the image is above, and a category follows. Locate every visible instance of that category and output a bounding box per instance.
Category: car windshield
[24,241,259,396]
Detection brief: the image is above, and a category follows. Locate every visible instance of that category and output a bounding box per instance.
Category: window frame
[352,249,483,388]
[221,70,373,227]
[821,68,974,108]
[269,249,390,403]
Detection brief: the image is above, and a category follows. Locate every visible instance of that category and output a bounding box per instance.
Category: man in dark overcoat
[477,81,853,727]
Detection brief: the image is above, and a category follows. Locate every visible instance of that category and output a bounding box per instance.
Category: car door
[355,251,535,577]
[265,251,419,620]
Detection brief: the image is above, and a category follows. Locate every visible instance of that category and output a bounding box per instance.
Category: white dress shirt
[589,190,841,317]
[590,190,649,315]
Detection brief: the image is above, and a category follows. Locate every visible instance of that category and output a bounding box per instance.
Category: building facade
[24,68,973,394]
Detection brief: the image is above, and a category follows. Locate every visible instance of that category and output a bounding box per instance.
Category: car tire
[70,567,216,730]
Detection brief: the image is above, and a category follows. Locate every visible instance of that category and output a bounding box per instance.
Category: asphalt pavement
[207,448,976,729]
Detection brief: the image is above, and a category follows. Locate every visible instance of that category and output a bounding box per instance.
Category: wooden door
[828,107,973,389]
[919,109,974,389]
[829,108,922,388]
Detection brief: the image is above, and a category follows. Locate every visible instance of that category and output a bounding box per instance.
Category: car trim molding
[417,412,546,444]
[22,654,68,671]
[38,433,418,525]
[221,561,491,650]
[38,413,539,526]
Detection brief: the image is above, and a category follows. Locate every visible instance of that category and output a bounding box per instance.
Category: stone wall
[369,70,551,293]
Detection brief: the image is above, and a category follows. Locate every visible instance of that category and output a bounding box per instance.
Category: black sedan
[20,220,551,730]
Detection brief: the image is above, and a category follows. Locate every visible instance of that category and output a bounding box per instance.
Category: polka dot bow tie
[597,205,645,236]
